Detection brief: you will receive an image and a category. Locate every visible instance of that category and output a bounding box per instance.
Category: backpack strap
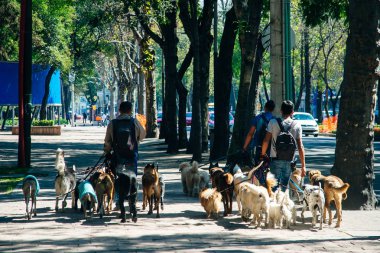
[276,118,285,132]
[260,113,269,124]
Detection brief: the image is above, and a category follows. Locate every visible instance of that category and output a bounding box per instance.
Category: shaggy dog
[199,188,222,219]
[301,184,325,230]
[22,175,40,220]
[246,161,278,198]
[309,169,350,228]
[117,168,138,223]
[142,164,162,218]
[281,204,293,229]
[179,161,209,197]
[274,188,297,226]
[89,169,114,218]
[268,201,283,229]
[54,148,76,212]
[78,180,98,219]
[289,168,303,202]
[209,165,234,216]
[240,183,270,228]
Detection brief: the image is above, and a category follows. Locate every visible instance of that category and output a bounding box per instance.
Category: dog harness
[24,175,40,196]
[78,180,98,204]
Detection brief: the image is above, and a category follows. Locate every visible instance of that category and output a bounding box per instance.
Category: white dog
[301,184,325,230]
[268,201,283,228]
[274,188,297,226]
[240,183,270,228]
[179,161,209,197]
[54,148,76,212]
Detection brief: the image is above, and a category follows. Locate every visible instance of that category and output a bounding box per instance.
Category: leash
[83,153,106,180]
[198,156,227,169]
[289,178,304,193]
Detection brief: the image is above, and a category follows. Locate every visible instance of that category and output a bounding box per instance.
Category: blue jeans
[270,159,291,191]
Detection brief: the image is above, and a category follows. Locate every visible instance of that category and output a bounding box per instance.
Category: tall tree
[332,0,379,209]
[210,7,237,161]
[228,0,264,156]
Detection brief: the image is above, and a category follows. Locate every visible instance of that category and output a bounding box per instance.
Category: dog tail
[190,161,199,174]
[224,173,234,185]
[331,182,350,199]
[247,161,264,179]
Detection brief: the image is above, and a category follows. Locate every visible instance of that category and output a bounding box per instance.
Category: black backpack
[275,118,297,161]
[112,118,136,159]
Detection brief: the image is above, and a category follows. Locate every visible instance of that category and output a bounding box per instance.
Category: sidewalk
[0,127,379,252]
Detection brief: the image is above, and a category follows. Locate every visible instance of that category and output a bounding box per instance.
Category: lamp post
[69,71,75,127]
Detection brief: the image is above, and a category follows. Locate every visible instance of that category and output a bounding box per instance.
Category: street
[0,127,379,252]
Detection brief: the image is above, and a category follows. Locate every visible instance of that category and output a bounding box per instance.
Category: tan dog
[142,164,162,218]
[309,170,350,228]
[289,169,302,202]
[199,188,222,219]
[94,170,114,218]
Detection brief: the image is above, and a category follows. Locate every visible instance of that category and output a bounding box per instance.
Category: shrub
[32,120,54,126]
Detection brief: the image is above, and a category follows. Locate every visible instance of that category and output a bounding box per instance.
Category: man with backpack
[260,100,306,191]
[242,100,276,164]
[103,101,146,175]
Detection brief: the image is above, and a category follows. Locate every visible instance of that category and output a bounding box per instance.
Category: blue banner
[0,61,62,106]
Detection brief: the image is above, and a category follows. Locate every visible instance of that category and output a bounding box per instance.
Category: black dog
[116,170,138,223]
[209,163,234,216]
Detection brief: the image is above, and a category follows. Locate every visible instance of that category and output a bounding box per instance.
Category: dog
[157,175,165,211]
[117,168,138,223]
[199,188,222,219]
[78,180,98,219]
[273,188,297,226]
[89,169,114,218]
[246,161,278,198]
[289,168,303,202]
[22,175,40,220]
[239,183,270,228]
[54,148,76,212]
[179,161,208,197]
[301,183,325,230]
[268,201,283,229]
[309,169,350,228]
[142,163,162,218]
[209,165,234,216]
[281,204,293,229]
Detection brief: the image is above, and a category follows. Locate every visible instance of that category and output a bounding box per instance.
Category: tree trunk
[295,37,305,111]
[109,84,116,119]
[137,71,146,115]
[304,29,312,114]
[60,79,66,121]
[229,0,263,156]
[177,84,188,148]
[39,66,56,120]
[317,89,323,123]
[145,70,158,138]
[332,0,379,210]
[210,7,237,161]
[199,0,213,153]
[377,78,380,124]
[188,0,202,162]
[247,37,264,125]
[161,11,179,153]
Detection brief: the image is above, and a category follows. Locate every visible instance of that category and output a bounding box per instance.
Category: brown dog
[209,167,234,216]
[289,169,303,202]
[309,170,350,228]
[95,170,114,218]
[142,164,162,218]
[199,188,222,219]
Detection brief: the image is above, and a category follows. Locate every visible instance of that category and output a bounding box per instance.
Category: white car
[293,112,319,137]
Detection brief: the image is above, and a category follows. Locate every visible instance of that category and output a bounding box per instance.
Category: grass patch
[0,177,24,194]
[0,167,29,194]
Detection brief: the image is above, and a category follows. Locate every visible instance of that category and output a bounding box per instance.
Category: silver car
[293,112,319,137]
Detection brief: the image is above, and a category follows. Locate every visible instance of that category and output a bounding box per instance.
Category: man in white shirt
[261,100,306,191]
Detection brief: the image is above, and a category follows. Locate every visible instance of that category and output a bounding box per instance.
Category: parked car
[208,111,234,133]
[157,112,162,125]
[293,112,319,137]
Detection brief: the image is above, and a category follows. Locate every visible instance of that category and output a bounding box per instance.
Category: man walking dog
[261,100,306,191]
[104,101,146,175]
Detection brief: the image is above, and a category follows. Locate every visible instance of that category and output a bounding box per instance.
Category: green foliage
[32,120,54,126]
[55,119,69,125]
[0,0,19,61]
[300,0,348,27]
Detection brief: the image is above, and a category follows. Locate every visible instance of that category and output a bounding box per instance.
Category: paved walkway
[0,127,379,252]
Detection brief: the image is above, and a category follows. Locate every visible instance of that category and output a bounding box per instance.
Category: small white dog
[274,188,297,226]
[240,183,270,228]
[301,184,325,230]
[268,201,283,228]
